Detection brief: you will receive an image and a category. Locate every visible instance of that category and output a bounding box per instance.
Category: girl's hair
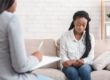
[0,0,15,13]
[68,10,91,58]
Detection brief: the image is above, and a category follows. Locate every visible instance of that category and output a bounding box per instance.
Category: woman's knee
[79,64,92,74]
[62,67,79,80]
[62,67,78,76]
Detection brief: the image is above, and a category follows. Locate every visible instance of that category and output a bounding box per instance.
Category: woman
[60,11,95,80]
[0,0,53,80]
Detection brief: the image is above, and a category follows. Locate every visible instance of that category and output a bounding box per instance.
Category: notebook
[32,56,61,69]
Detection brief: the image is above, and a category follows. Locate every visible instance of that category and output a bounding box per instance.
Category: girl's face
[74,17,87,34]
[7,0,17,13]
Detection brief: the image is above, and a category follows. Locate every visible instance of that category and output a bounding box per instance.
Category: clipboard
[31,56,61,69]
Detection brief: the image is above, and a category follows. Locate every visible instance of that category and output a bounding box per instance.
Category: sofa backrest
[57,39,110,61]
[24,39,110,69]
[94,40,110,59]
[25,39,58,69]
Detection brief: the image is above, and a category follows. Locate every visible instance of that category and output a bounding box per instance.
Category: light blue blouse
[0,11,53,80]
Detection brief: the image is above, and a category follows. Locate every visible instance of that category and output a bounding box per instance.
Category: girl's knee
[79,64,92,73]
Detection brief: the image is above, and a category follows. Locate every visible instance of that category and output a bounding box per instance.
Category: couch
[25,39,110,80]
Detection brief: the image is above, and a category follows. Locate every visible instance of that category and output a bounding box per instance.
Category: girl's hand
[63,60,73,68]
[75,59,84,67]
[72,59,84,68]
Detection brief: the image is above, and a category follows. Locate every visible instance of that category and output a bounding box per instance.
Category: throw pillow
[92,51,110,70]
[106,63,110,71]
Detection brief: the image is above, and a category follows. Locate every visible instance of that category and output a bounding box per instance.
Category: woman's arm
[60,35,75,67]
[8,15,40,73]
[60,36,69,62]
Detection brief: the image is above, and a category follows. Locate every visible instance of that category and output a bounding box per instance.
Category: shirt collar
[70,29,85,42]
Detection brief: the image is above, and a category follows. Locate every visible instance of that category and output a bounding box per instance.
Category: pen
[38,41,44,50]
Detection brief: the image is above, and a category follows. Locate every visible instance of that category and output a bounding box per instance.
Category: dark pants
[62,64,92,80]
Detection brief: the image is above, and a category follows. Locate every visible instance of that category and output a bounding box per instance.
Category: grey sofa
[25,39,110,80]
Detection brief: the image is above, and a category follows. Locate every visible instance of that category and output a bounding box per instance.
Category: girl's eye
[77,24,86,27]
[77,24,81,26]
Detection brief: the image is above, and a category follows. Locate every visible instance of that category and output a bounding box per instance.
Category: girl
[60,11,95,80]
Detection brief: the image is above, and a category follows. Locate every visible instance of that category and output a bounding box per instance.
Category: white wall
[16,0,101,40]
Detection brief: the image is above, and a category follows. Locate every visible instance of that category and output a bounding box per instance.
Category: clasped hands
[63,59,84,68]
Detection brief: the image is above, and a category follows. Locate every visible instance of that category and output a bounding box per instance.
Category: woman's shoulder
[1,11,14,18]
[89,33,95,44]
[61,30,71,38]
[89,33,95,39]
[60,30,72,42]
[0,11,18,23]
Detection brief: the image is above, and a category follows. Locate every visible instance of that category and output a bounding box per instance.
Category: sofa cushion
[25,39,58,68]
[92,51,110,70]
[91,70,110,80]
[32,68,67,80]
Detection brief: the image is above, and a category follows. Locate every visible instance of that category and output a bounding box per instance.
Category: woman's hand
[73,59,84,67]
[73,59,84,68]
[62,60,73,68]
[77,59,84,65]
[32,51,43,61]
[62,59,84,68]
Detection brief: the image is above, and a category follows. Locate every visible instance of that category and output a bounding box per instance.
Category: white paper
[32,56,61,69]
